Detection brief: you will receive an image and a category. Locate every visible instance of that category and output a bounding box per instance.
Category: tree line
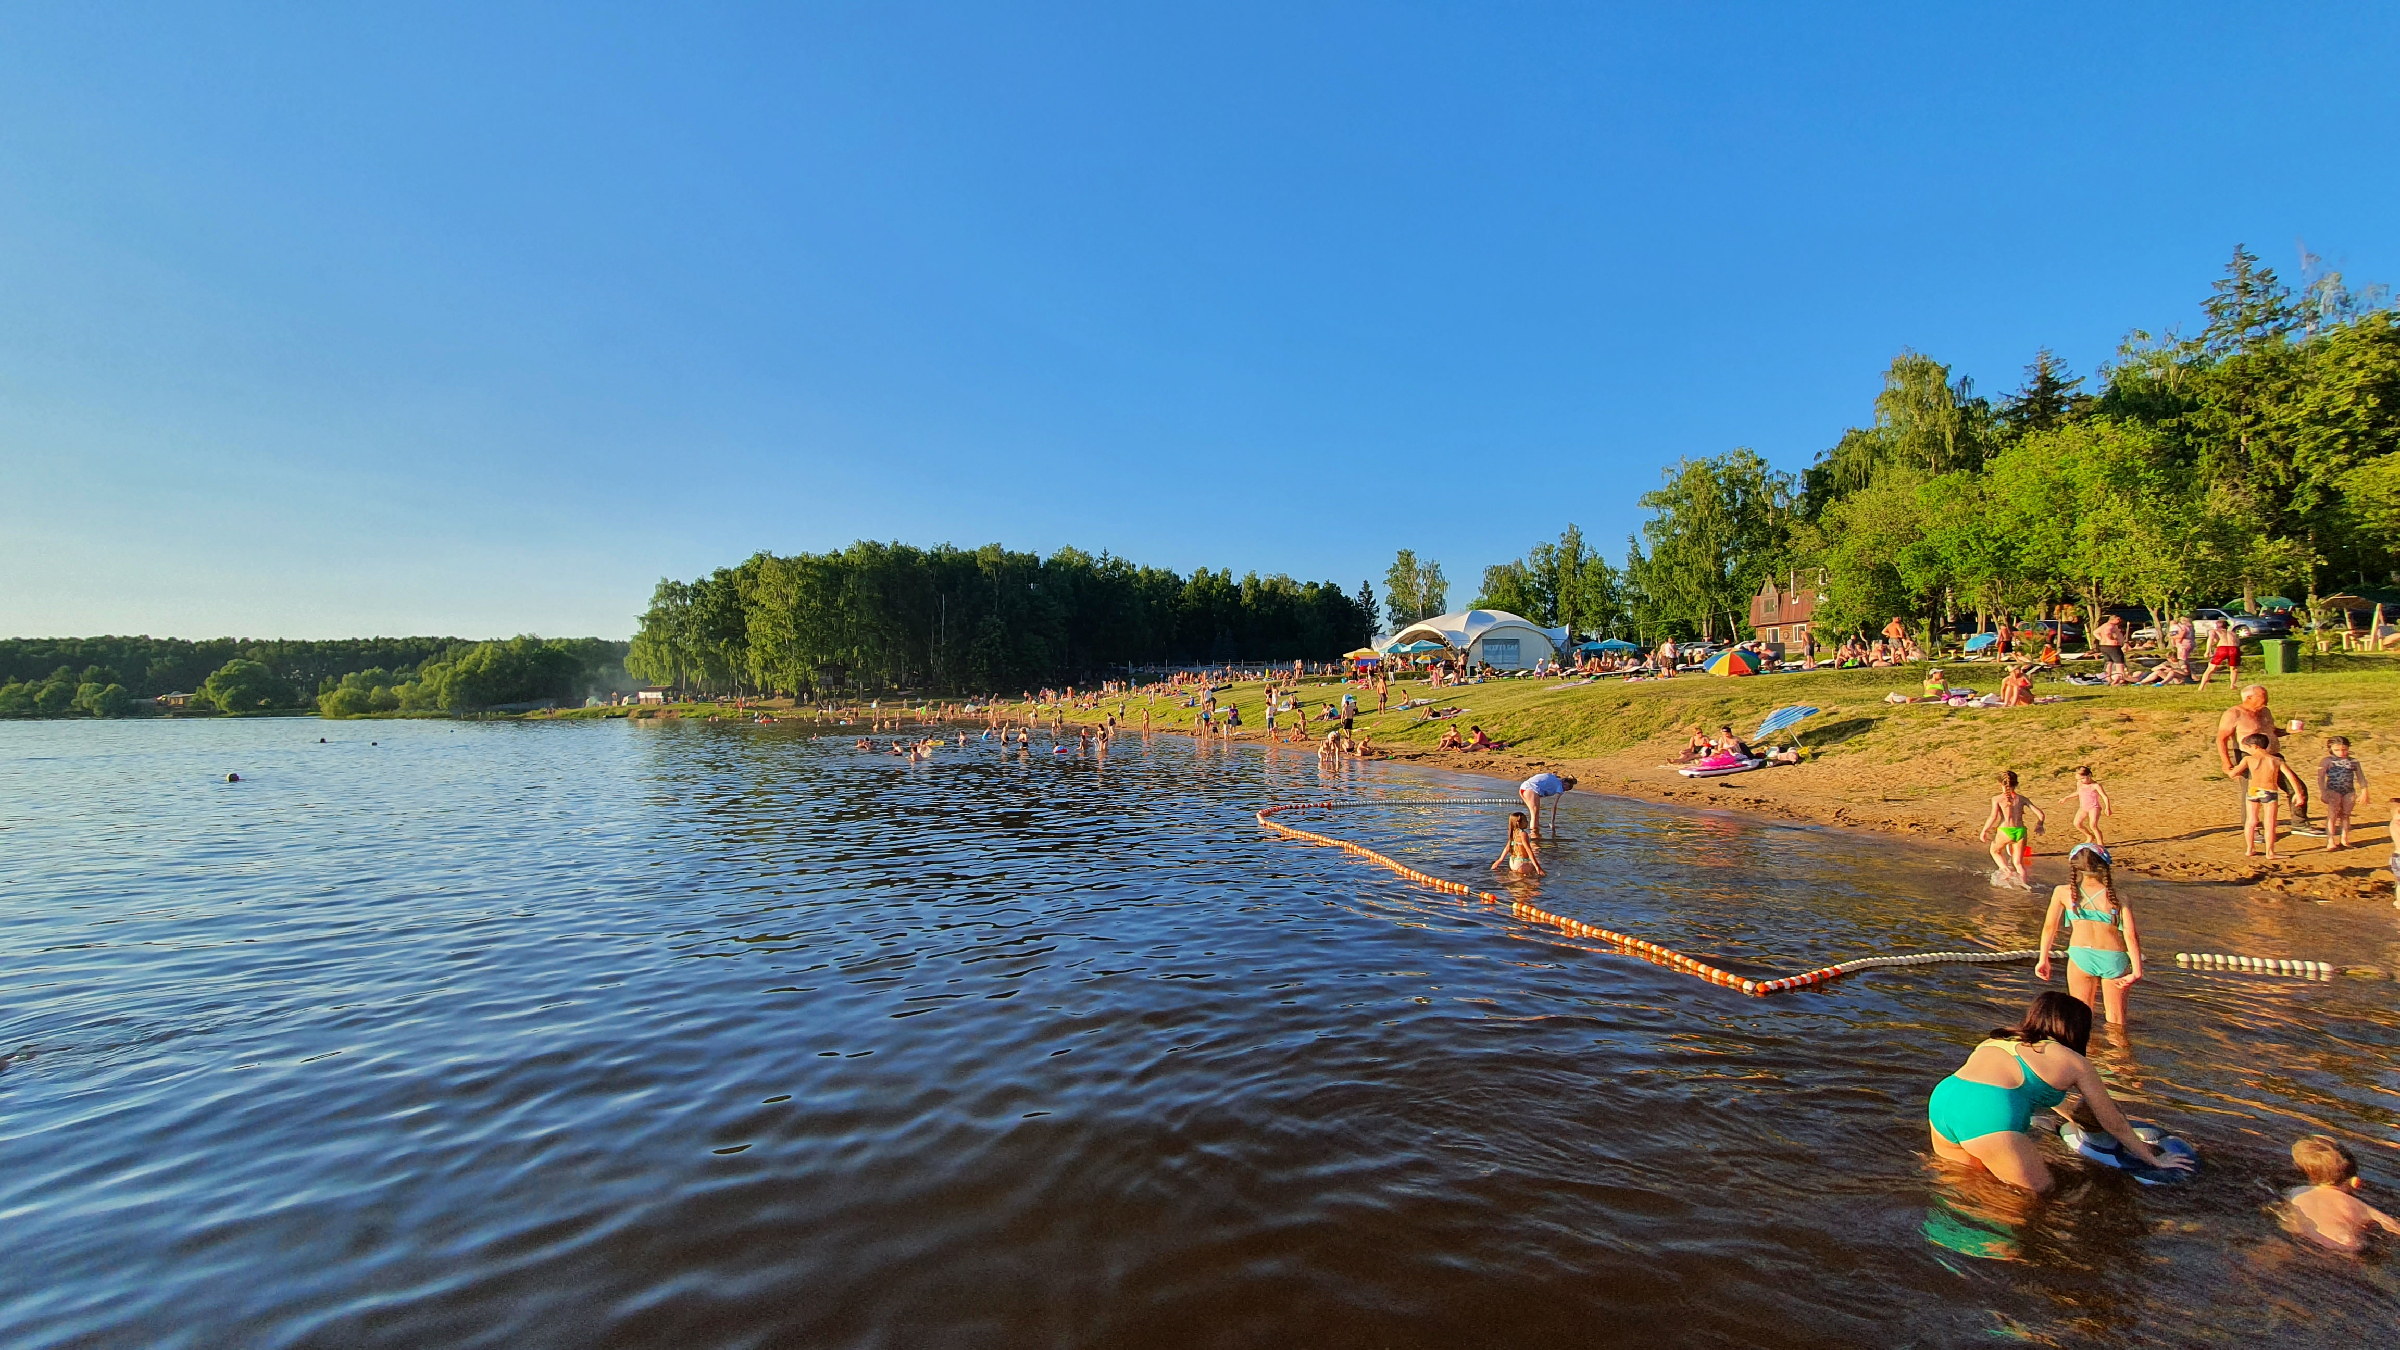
[626,542,1377,697]
[1465,248,2400,644]
[0,635,631,717]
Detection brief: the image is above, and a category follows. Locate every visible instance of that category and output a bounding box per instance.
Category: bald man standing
[2217,684,2312,834]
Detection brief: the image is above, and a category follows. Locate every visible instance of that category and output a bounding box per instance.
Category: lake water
[4,718,2397,1348]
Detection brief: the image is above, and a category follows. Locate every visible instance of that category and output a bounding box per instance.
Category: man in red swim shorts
[2196,621,2242,691]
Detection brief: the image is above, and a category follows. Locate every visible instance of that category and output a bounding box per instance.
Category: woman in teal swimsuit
[1928,991,2188,1192]
[2033,844,2145,1025]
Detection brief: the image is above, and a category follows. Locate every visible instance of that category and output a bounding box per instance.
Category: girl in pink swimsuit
[2068,766,2112,847]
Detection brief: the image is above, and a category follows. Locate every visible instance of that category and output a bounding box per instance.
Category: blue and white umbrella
[1963,632,1999,651]
[1753,705,1820,740]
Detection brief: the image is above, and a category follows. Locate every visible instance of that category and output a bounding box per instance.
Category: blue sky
[2,3,2393,639]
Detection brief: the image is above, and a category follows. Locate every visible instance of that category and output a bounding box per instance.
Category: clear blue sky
[3,4,2393,639]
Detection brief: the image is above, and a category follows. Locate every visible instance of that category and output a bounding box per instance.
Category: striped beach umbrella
[1704,648,1764,677]
[1753,704,1819,739]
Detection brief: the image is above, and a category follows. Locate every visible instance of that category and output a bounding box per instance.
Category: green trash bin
[2259,638,2299,674]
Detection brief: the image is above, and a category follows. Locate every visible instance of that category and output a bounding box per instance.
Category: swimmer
[1926,991,2190,1194]
[2065,766,2111,847]
[2034,845,2145,1024]
[2284,1135,2400,1252]
[1977,770,2043,889]
[1490,810,1544,876]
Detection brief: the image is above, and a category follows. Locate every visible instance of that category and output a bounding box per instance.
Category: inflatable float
[1678,751,1764,779]
[2057,1117,2198,1185]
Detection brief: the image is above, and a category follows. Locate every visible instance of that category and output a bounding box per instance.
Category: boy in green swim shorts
[1978,769,2045,890]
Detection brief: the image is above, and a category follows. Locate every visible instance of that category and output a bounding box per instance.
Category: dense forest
[1474,248,2400,643]
[626,542,1376,697]
[0,636,632,717]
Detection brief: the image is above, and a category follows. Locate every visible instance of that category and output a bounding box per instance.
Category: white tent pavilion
[1381,609,1560,671]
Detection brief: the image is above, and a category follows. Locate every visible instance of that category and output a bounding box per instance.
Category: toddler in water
[1490,811,1544,876]
[2284,1136,2400,1252]
[1978,770,2045,889]
[2315,737,2368,851]
[2066,766,2113,847]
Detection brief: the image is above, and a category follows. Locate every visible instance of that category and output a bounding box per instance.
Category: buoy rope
[1256,801,2353,998]
[2174,952,2333,979]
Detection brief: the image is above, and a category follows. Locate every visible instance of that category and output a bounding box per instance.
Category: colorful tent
[1705,648,1765,677]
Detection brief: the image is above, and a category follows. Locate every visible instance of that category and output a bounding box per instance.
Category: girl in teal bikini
[1927,991,2189,1193]
[2033,845,2145,1025]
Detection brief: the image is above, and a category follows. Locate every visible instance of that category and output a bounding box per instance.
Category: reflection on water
[3,719,2396,1348]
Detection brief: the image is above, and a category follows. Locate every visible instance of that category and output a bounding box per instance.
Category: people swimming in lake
[1977,770,2043,889]
[1490,810,1544,876]
[2034,844,2145,1025]
[1926,991,2191,1193]
[2285,1135,2400,1252]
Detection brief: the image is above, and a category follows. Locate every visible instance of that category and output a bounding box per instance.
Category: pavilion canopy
[1383,609,1560,670]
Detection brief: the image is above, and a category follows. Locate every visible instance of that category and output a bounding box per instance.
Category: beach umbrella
[1593,638,1640,652]
[1704,648,1764,677]
[2257,597,2296,612]
[1963,632,1998,652]
[1752,705,1819,739]
[1391,640,1448,654]
[1342,648,1381,660]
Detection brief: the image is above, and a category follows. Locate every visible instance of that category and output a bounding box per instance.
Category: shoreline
[1029,661,2400,907]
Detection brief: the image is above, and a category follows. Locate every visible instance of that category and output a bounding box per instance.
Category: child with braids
[2035,844,2147,1025]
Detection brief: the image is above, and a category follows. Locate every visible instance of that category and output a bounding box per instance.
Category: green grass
[1078,653,2400,769]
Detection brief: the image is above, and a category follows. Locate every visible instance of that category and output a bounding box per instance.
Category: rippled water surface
[5,718,2397,1348]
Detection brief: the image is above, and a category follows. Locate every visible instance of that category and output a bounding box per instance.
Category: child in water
[2284,1136,2400,1252]
[2066,766,2113,847]
[2237,733,2303,859]
[1490,811,1544,876]
[1978,770,2045,889]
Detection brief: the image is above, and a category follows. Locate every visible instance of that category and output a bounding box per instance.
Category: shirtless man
[2093,612,2129,679]
[2216,684,2311,833]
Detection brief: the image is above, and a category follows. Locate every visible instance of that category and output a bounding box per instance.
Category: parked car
[2027,619,2084,645]
[2190,608,2291,639]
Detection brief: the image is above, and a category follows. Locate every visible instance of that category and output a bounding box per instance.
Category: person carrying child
[2035,844,2146,1024]
[2237,732,2303,860]
[2316,736,2369,851]
[1490,811,1545,877]
[2065,765,2112,847]
[1978,770,2044,889]
[2284,1135,2400,1253]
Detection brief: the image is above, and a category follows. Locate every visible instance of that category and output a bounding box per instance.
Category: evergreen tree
[1999,348,2087,436]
